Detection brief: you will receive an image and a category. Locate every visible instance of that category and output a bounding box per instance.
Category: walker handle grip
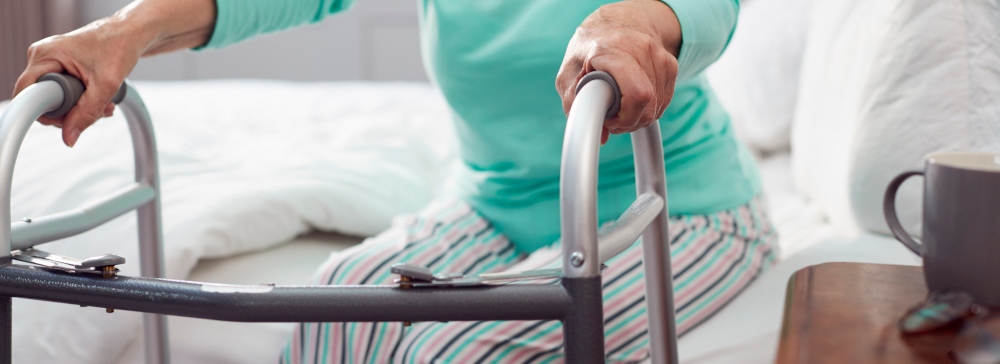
[575,71,621,120]
[36,73,127,118]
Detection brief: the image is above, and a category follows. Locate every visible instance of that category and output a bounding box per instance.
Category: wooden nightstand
[776,262,967,363]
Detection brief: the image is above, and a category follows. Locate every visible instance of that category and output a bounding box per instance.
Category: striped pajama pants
[282,196,777,364]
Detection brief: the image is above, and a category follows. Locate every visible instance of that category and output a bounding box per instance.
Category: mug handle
[883,170,925,256]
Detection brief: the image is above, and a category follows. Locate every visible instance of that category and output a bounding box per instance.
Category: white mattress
[113,152,922,364]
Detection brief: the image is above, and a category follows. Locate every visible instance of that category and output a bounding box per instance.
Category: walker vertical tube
[0,79,68,364]
[0,81,65,257]
[560,79,610,280]
[562,71,678,364]
[0,76,169,364]
[560,74,613,363]
[632,127,678,364]
[118,82,170,364]
[0,294,9,363]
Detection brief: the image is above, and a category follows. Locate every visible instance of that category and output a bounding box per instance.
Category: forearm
[98,0,217,57]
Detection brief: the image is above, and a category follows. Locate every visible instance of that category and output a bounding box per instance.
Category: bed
[0,79,921,364]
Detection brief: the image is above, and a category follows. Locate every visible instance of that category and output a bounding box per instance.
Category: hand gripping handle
[36,73,128,118]
[561,71,678,364]
[0,73,169,363]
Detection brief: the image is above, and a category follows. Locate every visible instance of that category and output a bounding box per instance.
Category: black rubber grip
[36,73,127,118]
[575,71,622,120]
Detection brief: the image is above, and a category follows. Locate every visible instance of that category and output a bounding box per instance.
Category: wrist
[105,5,161,57]
[115,0,217,56]
[642,0,682,58]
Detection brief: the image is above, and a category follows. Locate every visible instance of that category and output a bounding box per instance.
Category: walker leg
[561,277,604,364]
[0,295,10,364]
[143,313,168,364]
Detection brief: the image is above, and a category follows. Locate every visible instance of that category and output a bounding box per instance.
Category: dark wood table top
[775,262,973,364]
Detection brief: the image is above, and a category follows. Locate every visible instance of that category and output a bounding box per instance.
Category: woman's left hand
[556,0,682,144]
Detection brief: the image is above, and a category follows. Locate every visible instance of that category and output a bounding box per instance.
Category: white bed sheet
[113,152,923,363]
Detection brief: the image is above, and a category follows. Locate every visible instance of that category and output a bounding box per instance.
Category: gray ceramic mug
[884,151,1000,305]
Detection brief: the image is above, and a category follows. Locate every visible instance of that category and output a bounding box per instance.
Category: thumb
[61,84,114,147]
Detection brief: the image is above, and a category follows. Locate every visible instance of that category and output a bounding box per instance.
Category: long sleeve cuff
[199,0,356,50]
[660,0,739,81]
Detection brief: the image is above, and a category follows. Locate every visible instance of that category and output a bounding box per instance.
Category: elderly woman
[14,0,775,362]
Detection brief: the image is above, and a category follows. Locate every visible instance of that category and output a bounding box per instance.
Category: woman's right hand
[11,0,217,147]
[12,16,148,147]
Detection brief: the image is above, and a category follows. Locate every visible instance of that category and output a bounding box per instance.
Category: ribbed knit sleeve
[660,0,739,81]
[199,0,356,50]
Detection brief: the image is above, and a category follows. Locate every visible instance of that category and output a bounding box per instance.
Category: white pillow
[706,0,814,153]
[792,0,1000,236]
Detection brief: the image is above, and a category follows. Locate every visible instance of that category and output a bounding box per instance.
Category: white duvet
[0,80,455,363]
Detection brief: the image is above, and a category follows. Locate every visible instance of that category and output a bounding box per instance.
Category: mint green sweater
[202,0,761,253]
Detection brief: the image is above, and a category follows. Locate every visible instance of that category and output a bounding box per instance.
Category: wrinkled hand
[556,0,682,144]
[12,17,145,147]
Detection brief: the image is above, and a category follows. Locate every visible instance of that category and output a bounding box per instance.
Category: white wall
[78,0,427,82]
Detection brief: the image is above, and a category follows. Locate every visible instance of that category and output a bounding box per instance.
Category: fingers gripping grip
[36,73,127,118]
[575,71,622,120]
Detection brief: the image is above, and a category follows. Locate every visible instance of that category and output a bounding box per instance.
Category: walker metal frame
[0,72,679,364]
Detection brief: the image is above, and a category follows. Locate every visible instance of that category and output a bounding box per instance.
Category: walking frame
[0,71,679,364]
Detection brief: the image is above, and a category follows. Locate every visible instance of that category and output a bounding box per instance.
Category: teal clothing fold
[201,0,761,254]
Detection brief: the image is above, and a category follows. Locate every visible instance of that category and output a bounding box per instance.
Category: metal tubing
[117,82,169,364]
[632,127,678,364]
[596,192,664,264]
[0,80,169,363]
[10,183,155,250]
[561,276,606,364]
[560,80,614,279]
[0,295,8,364]
[0,265,571,322]
[563,76,679,363]
[0,256,8,364]
[0,81,65,257]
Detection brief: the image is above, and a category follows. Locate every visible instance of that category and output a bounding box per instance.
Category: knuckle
[642,34,658,51]
[632,84,654,105]
[654,48,671,67]
[96,77,120,92]
[662,54,679,77]
[555,72,569,90]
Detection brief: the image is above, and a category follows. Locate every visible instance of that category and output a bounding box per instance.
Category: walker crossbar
[0,264,574,322]
[0,72,679,364]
